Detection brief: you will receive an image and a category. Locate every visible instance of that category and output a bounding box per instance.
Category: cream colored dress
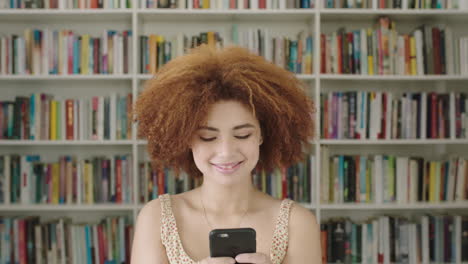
[159,193,294,264]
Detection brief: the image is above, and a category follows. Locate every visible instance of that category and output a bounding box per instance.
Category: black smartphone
[209,228,256,259]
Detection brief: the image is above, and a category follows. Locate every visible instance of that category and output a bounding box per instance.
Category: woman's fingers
[197,257,236,264]
[235,253,271,264]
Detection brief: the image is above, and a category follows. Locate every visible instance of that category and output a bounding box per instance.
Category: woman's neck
[198,180,256,216]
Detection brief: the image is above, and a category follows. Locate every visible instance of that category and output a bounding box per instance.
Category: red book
[281,167,287,199]
[18,219,27,264]
[432,27,441,75]
[68,31,73,74]
[379,93,387,139]
[158,168,165,195]
[259,0,266,8]
[91,0,98,8]
[320,34,326,73]
[404,35,411,75]
[229,0,235,9]
[116,158,122,203]
[97,225,105,264]
[320,227,327,264]
[194,0,200,8]
[66,100,74,140]
[337,34,342,74]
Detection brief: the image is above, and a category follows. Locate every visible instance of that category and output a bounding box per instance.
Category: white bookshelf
[1,1,468,239]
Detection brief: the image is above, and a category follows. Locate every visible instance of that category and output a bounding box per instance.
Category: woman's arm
[131,198,170,264]
[282,204,322,264]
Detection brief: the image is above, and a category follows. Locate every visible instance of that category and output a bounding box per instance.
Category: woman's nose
[217,136,236,156]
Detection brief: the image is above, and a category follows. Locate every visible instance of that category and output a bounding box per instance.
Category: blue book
[353,30,360,74]
[289,41,298,73]
[338,155,344,202]
[85,225,92,264]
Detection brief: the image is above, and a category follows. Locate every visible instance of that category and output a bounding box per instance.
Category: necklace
[200,189,249,230]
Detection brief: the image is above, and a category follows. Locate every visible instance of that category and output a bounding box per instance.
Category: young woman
[131,45,321,264]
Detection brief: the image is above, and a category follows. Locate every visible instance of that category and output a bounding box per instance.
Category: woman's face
[190,100,263,186]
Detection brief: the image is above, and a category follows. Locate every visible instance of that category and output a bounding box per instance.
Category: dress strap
[159,194,196,264]
[269,199,294,264]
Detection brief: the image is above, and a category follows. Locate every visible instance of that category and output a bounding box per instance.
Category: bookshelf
[1,0,468,263]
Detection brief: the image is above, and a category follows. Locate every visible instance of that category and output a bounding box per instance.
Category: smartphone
[209,228,256,259]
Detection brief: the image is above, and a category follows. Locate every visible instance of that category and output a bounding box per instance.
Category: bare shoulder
[283,202,322,264]
[130,198,169,264]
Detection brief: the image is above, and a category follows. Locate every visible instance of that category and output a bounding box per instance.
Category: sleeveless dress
[159,193,294,264]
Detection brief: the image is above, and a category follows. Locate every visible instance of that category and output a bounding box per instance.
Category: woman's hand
[197,257,236,264]
[235,253,272,264]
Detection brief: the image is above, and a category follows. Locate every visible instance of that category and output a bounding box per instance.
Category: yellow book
[157,35,165,68]
[203,0,209,9]
[149,35,157,74]
[207,32,215,48]
[50,100,57,140]
[108,33,114,74]
[261,169,266,193]
[81,34,90,74]
[410,36,417,75]
[24,29,32,74]
[429,161,436,202]
[367,28,374,75]
[52,163,60,204]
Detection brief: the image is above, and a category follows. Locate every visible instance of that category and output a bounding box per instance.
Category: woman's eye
[236,134,251,139]
[200,137,216,142]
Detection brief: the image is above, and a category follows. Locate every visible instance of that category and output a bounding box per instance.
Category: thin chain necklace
[200,189,249,230]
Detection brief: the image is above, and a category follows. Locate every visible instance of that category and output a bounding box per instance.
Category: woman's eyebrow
[198,123,255,131]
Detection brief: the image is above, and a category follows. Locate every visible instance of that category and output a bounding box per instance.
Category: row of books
[251,155,314,203]
[138,155,314,203]
[320,215,468,264]
[324,0,468,9]
[320,91,468,140]
[141,0,315,9]
[0,0,132,8]
[0,29,133,75]
[320,17,466,75]
[138,162,201,203]
[139,32,222,74]
[0,216,133,264]
[233,27,314,74]
[320,148,468,204]
[0,154,134,204]
[0,93,133,141]
[139,29,314,75]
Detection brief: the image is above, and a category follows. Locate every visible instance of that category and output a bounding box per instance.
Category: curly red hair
[133,44,315,178]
